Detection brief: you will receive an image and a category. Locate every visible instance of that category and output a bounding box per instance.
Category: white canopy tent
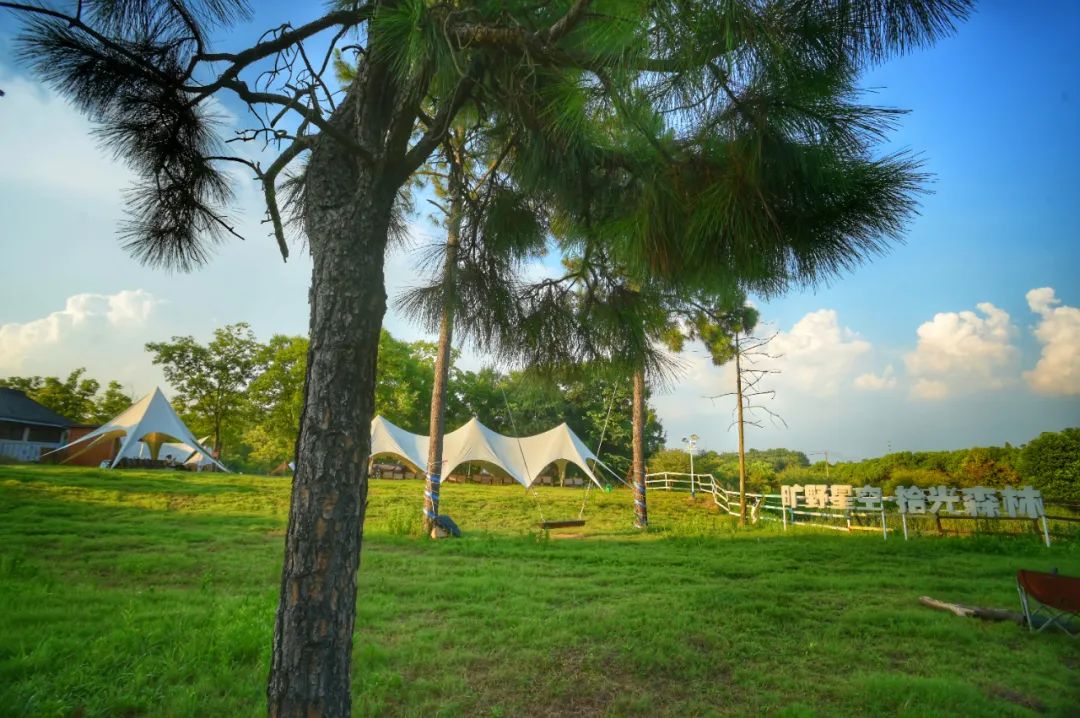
[49,388,228,471]
[370,415,615,488]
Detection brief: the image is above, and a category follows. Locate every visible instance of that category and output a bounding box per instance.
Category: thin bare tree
[709,331,786,525]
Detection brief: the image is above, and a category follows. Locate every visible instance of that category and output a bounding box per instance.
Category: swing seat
[539,519,587,529]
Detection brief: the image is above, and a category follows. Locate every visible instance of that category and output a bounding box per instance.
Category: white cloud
[911,378,949,400]
[854,364,897,391]
[767,309,871,396]
[0,290,160,376]
[651,308,873,454]
[904,302,1018,399]
[1024,287,1080,396]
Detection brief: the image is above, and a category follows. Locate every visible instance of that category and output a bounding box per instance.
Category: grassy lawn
[1,465,1078,717]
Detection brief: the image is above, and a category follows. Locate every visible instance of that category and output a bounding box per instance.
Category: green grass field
[1,465,1078,717]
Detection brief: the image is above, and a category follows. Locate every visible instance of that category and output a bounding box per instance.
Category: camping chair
[1016,569,1080,637]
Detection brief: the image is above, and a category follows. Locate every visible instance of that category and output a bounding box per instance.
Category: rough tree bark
[631,368,648,528]
[422,186,463,534]
[267,89,396,716]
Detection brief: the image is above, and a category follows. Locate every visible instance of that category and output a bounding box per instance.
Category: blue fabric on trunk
[434,514,461,537]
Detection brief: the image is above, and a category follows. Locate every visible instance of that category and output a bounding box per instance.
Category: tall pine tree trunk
[631,369,648,528]
[267,87,396,716]
[422,187,462,534]
[735,334,748,526]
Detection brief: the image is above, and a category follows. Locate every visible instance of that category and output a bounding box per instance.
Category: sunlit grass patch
[0,464,1077,717]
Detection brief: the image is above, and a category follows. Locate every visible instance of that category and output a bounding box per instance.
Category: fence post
[881,509,887,541]
[1041,515,1051,548]
[901,513,908,541]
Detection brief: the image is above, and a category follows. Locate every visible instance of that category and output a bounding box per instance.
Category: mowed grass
[1,466,1078,718]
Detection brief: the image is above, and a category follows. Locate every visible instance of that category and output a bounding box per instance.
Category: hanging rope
[500,386,546,525]
[579,380,621,519]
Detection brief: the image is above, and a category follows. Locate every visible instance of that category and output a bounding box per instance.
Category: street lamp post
[681,434,699,497]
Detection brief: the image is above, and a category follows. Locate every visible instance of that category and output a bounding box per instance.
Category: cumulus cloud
[904,302,1018,399]
[1024,287,1080,395]
[767,309,871,396]
[854,364,897,391]
[0,290,160,375]
[911,378,949,400]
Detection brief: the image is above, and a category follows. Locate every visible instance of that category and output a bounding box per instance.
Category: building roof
[0,388,75,428]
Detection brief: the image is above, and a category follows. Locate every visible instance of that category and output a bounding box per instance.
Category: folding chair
[1016,569,1080,637]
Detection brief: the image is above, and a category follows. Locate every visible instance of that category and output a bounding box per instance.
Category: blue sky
[1,2,1077,459]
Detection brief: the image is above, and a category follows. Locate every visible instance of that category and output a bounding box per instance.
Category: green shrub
[1019,428,1080,504]
[882,468,951,496]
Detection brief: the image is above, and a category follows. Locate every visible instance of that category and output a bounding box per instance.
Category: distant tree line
[8,336,1076,504]
[649,432,1080,505]
[232,324,667,477]
[2,323,664,477]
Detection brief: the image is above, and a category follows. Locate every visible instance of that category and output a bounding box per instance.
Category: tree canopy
[145,323,263,457]
[224,329,671,479]
[0,369,131,424]
[1020,429,1080,504]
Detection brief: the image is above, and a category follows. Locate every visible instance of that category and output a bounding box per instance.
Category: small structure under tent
[47,388,228,472]
[139,435,221,471]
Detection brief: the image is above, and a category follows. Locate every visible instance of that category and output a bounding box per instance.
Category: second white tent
[370,416,612,488]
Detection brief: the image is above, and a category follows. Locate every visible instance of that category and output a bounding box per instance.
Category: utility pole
[681,434,699,497]
[809,450,832,481]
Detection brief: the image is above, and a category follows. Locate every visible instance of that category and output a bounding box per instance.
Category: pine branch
[189,7,371,92]
[216,78,370,162]
[397,62,481,183]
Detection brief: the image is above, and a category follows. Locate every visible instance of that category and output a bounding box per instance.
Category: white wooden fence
[644,471,1054,546]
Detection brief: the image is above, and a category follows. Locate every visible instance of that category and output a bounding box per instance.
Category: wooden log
[918,596,1025,624]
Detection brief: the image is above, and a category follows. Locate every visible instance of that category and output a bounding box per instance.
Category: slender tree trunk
[735,334,747,527]
[631,369,648,529]
[267,94,395,716]
[214,415,222,459]
[423,185,463,535]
